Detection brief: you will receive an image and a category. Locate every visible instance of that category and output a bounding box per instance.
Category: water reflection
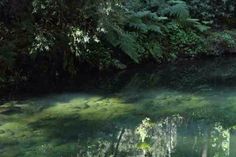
[74,115,234,157]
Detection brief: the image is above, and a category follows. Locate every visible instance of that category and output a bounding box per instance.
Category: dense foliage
[0,0,236,85]
[187,0,236,27]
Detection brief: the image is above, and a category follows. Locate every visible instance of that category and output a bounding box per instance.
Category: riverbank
[1,29,236,88]
[1,0,236,88]
[2,54,236,103]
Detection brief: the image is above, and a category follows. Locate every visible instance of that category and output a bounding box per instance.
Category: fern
[193,23,211,32]
[147,25,162,33]
[162,0,190,19]
[185,18,211,32]
[104,22,141,63]
[147,42,163,60]
[119,33,140,63]
[127,11,163,34]
[95,0,204,64]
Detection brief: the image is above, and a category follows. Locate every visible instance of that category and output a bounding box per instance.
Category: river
[1,57,236,157]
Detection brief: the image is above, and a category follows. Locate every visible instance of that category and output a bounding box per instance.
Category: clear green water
[1,58,236,157]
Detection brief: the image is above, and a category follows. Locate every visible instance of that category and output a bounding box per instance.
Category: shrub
[206,30,236,55]
[166,23,206,59]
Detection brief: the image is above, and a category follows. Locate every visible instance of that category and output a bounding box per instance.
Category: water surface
[1,57,236,157]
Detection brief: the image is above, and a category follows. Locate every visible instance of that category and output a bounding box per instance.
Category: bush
[186,0,236,27]
[206,30,236,55]
[166,23,206,59]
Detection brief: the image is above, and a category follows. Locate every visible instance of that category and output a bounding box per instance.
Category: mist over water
[1,57,236,157]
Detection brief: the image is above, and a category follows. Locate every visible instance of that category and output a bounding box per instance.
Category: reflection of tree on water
[135,116,183,157]
[211,123,230,157]
[168,120,231,157]
[77,115,182,157]
[77,115,233,157]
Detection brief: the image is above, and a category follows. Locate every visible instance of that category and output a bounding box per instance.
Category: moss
[137,142,151,151]
[131,91,210,117]
[0,94,136,156]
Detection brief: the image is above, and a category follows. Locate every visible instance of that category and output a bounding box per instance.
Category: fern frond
[119,33,140,63]
[128,11,163,33]
[147,25,162,34]
[105,29,120,47]
[104,24,141,63]
[170,3,189,18]
[194,23,211,32]
[135,11,152,17]
[162,0,189,19]
[146,42,163,60]
[185,18,211,32]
